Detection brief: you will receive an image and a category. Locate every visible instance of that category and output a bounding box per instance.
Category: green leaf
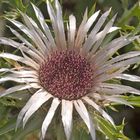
[88,3,96,17]
[0,118,16,136]
[12,113,44,140]
[72,127,90,140]
[122,95,140,107]
[7,0,26,12]
[71,117,91,140]
[123,25,135,31]
[0,104,8,121]
[0,98,19,107]
[0,89,30,107]
[55,123,65,140]
[0,104,9,128]
[120,0,129,10]
[118,2,140,26]
[94,114,130,140]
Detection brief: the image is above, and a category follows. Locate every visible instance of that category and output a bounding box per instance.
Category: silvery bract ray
[0,0,140,140]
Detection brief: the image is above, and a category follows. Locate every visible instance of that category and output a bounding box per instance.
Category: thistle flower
[0,0,140,140]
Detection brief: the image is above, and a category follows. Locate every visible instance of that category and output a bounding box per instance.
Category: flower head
[0,0,140,140]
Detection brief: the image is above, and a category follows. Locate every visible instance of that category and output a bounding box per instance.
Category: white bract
[0,0,140,140]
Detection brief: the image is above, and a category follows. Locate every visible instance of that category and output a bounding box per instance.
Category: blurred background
[0,0,140,140]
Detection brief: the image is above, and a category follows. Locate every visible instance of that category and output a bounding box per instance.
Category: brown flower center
[38,50,94,100]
